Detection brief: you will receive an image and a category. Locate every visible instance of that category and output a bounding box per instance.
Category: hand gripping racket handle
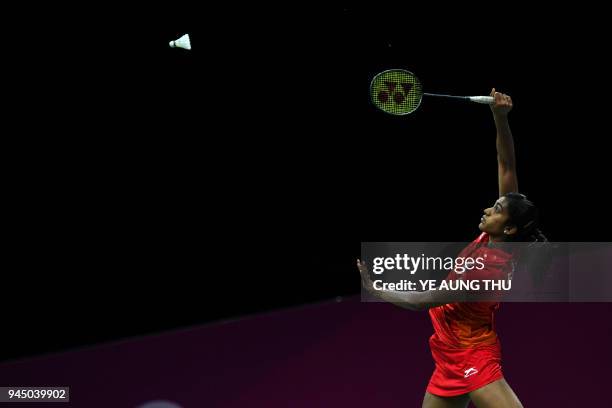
[468,96,494,104]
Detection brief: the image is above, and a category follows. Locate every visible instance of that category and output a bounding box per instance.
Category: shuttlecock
[169,34,191,50]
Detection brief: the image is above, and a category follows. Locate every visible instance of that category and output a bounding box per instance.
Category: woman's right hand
[490,88,513,116]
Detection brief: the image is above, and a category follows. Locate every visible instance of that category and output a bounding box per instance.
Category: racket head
[370,69,424,115]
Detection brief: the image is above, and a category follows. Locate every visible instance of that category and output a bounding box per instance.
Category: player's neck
[488,235,505,243]
[487,238,514,254]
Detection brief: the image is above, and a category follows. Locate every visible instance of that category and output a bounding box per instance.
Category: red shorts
[426,335,504,397]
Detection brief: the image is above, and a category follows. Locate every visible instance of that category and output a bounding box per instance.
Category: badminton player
[358,89,547,408]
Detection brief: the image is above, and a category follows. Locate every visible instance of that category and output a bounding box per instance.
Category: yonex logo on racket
[370,69,423,115]
[378,81,414,105]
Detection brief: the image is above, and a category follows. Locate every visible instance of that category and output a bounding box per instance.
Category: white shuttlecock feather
[169,34,191,50]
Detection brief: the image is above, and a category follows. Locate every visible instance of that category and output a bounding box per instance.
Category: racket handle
[468,96,494,104]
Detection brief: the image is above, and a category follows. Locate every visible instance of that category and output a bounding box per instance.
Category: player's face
[479,197,511,237]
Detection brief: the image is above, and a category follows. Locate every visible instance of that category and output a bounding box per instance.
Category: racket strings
[371,70,423,115]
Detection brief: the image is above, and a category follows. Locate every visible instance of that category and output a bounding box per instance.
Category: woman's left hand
[357,258,375,293]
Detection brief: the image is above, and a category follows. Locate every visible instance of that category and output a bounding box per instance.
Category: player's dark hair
[503,192,553,287]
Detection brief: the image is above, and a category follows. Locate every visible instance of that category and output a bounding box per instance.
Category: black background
[5,5,610,361]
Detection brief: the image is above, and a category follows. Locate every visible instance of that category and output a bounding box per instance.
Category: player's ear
[503,225,517,236]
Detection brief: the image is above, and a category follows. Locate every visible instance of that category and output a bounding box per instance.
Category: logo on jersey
[464,367,479,378]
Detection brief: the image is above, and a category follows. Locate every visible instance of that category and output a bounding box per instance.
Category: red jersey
[428,232,514,348]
